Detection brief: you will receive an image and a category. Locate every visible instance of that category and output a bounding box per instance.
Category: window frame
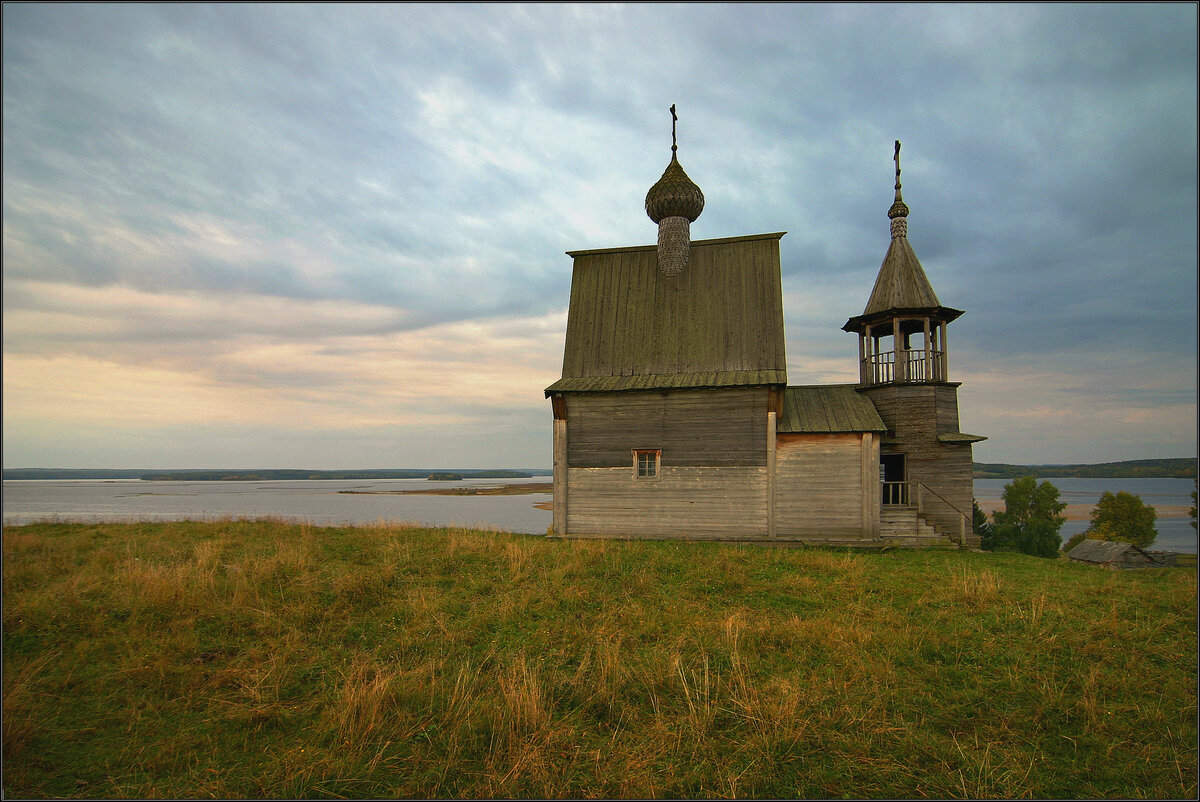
[632,448,662,481]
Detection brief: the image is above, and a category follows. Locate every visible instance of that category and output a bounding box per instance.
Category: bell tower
[844,141,963,386]
[843,141,985,545]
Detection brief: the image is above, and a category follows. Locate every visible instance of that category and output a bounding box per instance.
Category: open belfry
[545,109,984,547]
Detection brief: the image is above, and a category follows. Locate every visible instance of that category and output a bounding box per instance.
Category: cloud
[2,3,1196,468]
[3,280,563,414]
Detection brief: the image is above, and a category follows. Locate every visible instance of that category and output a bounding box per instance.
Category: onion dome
[646,105,703,277]
[645,152,705,223]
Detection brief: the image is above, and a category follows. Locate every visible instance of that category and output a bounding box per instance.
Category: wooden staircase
[879,506,958,548]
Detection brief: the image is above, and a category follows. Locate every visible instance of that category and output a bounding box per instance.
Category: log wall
[565,388,768,468]
[560,388,769,538]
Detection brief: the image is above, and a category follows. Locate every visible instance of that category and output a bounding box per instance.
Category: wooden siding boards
[552,418,567,535]
[565,466,768,537]
[551,233,787,392]
[933,385,961,434]
[565,388,767,469]
[775,433,870,538]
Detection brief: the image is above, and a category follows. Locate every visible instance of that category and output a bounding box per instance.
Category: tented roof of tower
[844,141,964,334]
[865,235,940,313]
[842,237,965,333]
[545,232,787,396]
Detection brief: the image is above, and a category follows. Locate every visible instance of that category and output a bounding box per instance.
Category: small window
[634,449,660,479]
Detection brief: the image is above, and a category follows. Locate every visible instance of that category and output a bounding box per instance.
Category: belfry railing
[863,349,945,384]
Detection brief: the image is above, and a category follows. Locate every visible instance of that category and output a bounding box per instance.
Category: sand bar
[975,501,1190,521]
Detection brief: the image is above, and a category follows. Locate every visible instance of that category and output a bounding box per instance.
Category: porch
[881,480,971,545]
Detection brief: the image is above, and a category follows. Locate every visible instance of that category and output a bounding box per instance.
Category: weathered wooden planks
[774,433,870,538]
[558,234,787,383]
[565,465,769,537]
[566,388,768,469]
[863,383,974,538]
[552,418,567,536]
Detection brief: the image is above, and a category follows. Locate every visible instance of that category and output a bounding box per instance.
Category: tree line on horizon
[972,457,1196,479]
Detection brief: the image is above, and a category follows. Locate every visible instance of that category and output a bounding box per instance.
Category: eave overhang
[843,305,964,334]
[545,370,787,397]
[937,432,988,444]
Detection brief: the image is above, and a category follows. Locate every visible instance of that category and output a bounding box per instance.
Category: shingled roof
[1066,539,1155,566]
[863,236,941,313]
[546,232,787,395]
[777,385,887,433]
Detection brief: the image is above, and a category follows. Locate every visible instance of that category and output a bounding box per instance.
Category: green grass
[3,519,1196,799]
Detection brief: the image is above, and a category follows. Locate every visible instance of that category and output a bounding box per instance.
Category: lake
[1,477,554,534]
[3,475,1195,552]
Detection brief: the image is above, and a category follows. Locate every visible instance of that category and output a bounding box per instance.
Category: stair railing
[913,482,972,545]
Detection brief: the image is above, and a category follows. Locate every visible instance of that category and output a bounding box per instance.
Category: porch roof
[778,384,887,434]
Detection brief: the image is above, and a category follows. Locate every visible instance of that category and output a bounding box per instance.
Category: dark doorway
[881,453,907,505]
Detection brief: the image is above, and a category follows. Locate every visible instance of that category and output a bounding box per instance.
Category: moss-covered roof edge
[566,231,787,258]
[546,370,787,396]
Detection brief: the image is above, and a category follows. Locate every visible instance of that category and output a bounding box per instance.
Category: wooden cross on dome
[894,140,902,191]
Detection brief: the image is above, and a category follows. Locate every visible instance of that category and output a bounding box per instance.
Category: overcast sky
[3,3,1197,470]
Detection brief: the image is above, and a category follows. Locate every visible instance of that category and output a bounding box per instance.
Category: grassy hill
[974,457,1196,479]
[3,520,1195,798]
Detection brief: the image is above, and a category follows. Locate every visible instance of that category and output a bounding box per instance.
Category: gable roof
[778,384,887,433]
[546,232,787,396]
[1066,539,1153,564]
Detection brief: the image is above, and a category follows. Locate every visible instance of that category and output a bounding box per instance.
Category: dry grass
[2,519,1196,799]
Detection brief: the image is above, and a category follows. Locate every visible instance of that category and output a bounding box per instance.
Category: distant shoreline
[338,482,553,497]
[972,457,1195,479]
[3,457,1193,481]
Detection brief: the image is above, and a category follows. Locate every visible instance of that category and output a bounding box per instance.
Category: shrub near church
[983,476,1066,558]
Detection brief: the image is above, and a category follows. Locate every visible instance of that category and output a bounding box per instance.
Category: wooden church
[545,111,985,547]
